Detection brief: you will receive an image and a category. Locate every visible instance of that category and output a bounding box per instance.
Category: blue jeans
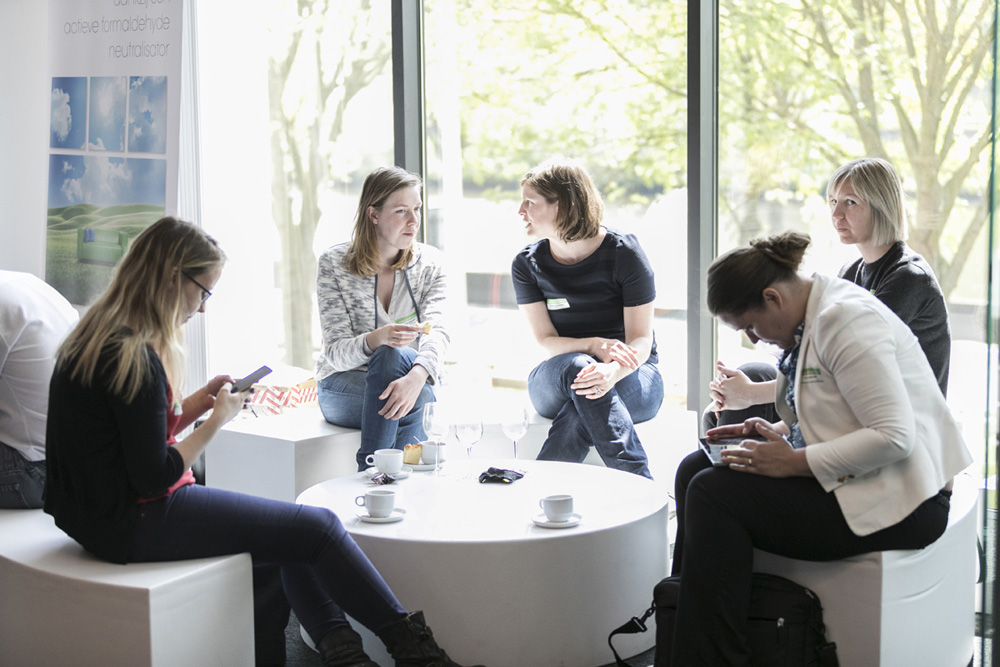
[317,346,436,471]
[0,442,45,509]
[129,484,407,645]
[528,353,663,478]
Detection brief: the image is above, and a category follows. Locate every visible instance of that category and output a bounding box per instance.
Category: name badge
[546,298,570,311]
[801,367,822,383]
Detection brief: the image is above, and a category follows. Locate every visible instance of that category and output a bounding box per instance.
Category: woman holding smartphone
[44,217,476,667]
[316,167,450,472]
[669,232,970,664]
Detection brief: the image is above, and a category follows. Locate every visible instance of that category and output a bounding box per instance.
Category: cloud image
[88,77,127,152]
[128,76,168,153]
[50,77,87,149]
[49,154,166,209]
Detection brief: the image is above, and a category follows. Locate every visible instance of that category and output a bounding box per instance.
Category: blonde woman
[705,158,950,434]
[44,217,476,667]
[316,167,449,472]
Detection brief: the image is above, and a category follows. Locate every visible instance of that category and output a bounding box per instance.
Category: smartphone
[231,365,272,393]
[698,436,759,467]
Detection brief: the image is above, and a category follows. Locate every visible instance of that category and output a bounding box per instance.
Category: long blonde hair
[342,166,422,276]
[58,217,225,402]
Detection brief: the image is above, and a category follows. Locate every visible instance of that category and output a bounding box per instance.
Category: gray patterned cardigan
[315,241,450,384]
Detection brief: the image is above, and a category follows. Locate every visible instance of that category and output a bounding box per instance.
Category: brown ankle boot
[377,611,484,667]
[317,624,378,667]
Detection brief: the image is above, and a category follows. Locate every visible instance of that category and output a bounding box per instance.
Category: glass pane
[196,0,393,377]
[424,0,689,408]
[717,0,994,462]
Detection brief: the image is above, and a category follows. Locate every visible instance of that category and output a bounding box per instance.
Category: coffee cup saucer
[364,466,412,480]
[531,512,582,529]
[356,507,407,523]
[410,462,442,472]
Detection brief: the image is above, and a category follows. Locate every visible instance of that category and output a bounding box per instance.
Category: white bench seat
[0,509,253,666]
[753,472,979,667]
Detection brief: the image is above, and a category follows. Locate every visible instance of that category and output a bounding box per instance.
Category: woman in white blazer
[669,232,972,666]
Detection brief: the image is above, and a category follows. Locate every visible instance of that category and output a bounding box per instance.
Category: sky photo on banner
[46,0,182,306]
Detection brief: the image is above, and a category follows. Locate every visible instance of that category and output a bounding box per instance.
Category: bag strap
[607,602,656,667]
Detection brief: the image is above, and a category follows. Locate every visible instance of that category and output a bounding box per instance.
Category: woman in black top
[44,217,478,667]
[511,158,663,478]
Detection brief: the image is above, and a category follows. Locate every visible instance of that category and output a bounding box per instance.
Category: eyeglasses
[183,272,213,303]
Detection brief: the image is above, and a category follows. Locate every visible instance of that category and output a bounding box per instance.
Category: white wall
[0,1,49,276]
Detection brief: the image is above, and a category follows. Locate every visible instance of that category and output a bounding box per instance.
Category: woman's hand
[571,362,622,400]
[378,367,428,420]
[708,362,757,411]
[589,338,639,369]
[181,374,235,418]
[367,323,421,350]
[208,382,248,426]
[717,420,810,477]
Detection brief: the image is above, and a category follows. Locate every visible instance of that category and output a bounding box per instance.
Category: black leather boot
[317,624,379,667]
[377,611,484,667]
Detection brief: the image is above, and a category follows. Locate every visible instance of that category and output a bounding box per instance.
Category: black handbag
[608,573,839,667]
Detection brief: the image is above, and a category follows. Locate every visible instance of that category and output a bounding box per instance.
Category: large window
[716,0,997,636]
[423,0,690,406]
[196,0,393,380]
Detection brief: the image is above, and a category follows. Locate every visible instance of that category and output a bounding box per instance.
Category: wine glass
[422,403,450,474]
[501,405,529,460]
[454,418,484,479]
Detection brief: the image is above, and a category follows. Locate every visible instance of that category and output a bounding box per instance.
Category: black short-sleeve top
[511,229,658,363]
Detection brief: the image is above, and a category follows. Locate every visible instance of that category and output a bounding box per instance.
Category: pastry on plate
[403,443,423,465]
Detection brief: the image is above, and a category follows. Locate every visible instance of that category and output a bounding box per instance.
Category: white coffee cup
[365,448,404,474]
[355,489,396,518]
[419,440,446,464]
[539,494,574,522]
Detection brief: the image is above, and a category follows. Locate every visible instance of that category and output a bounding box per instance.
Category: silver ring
[593,387,602,395]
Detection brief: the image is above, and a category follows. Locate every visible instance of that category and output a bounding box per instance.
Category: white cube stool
[753,473,979,667]
[206,408,362,502]
[0,509,254,666]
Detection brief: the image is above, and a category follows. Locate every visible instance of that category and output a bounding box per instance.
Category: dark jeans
[528,352,663,479]
[701,362,779,434]
[669,450,950,666]
[129,484,407,646]
[0,441,45,509]
[318,346,435,471]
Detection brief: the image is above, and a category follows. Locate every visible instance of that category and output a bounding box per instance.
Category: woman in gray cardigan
[316,167,450,471]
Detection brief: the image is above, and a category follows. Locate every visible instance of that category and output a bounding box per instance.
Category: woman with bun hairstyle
[511,158,663,478]
[315,166,449,472]
[704,158,950,437]
[44,217,477,667]
[669,232,970,665]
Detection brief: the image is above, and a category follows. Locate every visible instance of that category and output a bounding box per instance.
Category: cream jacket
[775,273,972,536]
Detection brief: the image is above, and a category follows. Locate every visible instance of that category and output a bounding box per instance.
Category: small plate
[410,462,441,472]
[365,466,412,480]
[531,512,582,529]
[356,507,407,523]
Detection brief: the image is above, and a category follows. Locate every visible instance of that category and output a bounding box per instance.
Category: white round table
[296,459,670,666]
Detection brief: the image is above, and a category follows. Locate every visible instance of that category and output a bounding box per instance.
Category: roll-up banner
[47,0,183,306]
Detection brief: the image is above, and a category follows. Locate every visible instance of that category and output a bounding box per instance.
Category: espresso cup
[539,494,574,522]
[420,440,446,464]
[355,489,396,518]
[365,448,404,474]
